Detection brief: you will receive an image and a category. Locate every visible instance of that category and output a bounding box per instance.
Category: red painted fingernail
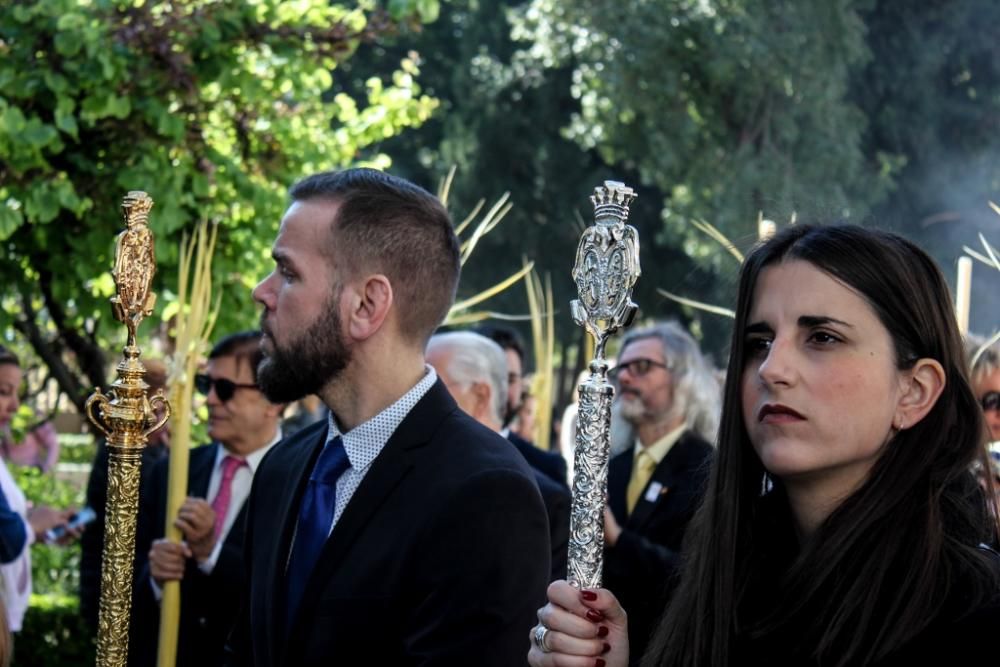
[586,609,604,622]
[603,643,612,654]
[597,625,609,638]
[581,589,598,601]
[596,660,606,667]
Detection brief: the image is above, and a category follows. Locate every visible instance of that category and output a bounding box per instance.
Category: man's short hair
[209,331,264,382]
[428,331,508,425]
[474,324,526,366]
[618,321,720,443]
[289,169,460,347]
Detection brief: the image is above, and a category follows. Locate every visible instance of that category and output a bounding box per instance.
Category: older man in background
[604,321,719,665]
[476,324,568,488]
[427,331,569,581]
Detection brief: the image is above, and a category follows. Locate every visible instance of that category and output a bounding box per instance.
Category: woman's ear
[893,358,945,431]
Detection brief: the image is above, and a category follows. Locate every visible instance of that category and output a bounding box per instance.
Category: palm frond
[657,288,736,318]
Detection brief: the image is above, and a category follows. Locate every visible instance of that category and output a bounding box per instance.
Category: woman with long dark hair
[529,225,1000,667]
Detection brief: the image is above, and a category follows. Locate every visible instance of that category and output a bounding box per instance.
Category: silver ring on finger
[533,624,553,653]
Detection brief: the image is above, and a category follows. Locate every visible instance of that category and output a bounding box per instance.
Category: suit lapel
[626,433,698,531]
[285,381,457,647]
[626,459,671,530]
[187,443,217,498]
[267,425,328,662]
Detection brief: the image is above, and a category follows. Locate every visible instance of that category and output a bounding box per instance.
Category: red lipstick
[758,403,805,423]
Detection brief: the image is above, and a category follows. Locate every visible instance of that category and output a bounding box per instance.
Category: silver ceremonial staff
[567,181,641,589]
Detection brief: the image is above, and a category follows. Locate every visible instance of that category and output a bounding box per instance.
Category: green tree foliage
[511,0,887,251]
[350,1,884,368]
[0,0,438,409]
[343,0,712,403]
[853,0,1000,335]
[371,0,1000,367]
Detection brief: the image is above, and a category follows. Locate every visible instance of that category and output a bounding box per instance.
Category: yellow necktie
[626,450,657,514]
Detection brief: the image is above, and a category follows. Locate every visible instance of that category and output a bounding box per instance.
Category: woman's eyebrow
[745,322,773,335]
[798,315,854,329]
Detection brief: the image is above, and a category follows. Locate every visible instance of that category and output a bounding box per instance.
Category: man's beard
[257,295,351,403]
[617,392,647,425]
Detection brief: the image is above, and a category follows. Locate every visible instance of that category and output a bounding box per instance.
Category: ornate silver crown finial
[567,180,641,590]
[590,181,636,225]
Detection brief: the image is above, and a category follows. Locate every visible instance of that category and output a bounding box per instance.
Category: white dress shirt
[152,430,282,598]
[198,430,282,573]
[323,365,437,534]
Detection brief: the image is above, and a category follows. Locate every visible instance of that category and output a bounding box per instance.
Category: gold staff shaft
[86,191,170,667]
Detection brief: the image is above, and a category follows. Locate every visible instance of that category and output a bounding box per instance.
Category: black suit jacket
[604,430,714,665]
[131,443,250,667]
[225,380,550,667]
[508,431,568,488]
[532,468,570,581]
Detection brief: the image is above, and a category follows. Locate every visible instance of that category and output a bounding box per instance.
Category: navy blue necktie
[285,435,350,626]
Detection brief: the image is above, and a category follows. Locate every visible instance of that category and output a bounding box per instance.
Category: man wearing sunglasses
[226,169,548,667]
[602,321,720,665]
[133,331,285,667]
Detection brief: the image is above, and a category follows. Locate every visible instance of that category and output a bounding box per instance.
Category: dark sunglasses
[609,358,668,382]
[194,374,258,402]
[982,391,1000,413]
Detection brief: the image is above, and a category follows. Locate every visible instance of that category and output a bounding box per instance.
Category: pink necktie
[211,455,247,540]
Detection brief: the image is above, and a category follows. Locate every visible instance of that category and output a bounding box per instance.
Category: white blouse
[0,458,33,631]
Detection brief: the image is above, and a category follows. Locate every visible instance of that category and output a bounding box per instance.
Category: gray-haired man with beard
[224,169,549,667]
[603,321,719,665]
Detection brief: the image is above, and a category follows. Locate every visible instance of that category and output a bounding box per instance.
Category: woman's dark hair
[646,224,999,667]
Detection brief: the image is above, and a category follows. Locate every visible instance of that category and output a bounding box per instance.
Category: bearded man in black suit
[224,169,549,667]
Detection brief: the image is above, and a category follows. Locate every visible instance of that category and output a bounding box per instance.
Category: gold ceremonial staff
[86,191,171,667]
[567,181,640,589]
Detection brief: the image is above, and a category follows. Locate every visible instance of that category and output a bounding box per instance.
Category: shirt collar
[327,365,438,471]
[215,428,283,474]
[633,423,687,466]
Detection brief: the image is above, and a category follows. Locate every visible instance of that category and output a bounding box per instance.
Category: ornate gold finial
[86,191,170,667]
[111,191,157,347]
[567,180,642,591]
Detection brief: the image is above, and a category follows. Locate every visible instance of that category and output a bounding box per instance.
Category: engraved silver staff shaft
[567,181,640,590]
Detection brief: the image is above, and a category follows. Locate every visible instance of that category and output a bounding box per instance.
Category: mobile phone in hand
[45,506,97,543]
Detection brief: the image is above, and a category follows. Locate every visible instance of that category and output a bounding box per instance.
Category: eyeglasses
[194,374,258,402]
[608,358,668,382]
[982,391,1000,413]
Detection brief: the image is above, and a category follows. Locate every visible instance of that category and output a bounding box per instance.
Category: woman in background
[967,334,999,444]
[529,225,1000,666]
[0,346,75,632]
